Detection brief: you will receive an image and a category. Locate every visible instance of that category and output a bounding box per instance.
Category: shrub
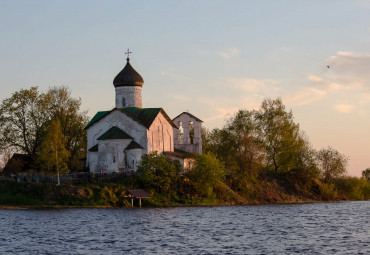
[318,182,337,200]
[186,152,225,198]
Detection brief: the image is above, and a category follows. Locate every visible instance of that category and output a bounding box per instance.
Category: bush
[335,177,370,200]
[318,182,337,200]
[136,152,182,195]
[186,152,225,198]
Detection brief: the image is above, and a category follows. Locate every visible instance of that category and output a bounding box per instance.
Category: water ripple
[0,201,369,254]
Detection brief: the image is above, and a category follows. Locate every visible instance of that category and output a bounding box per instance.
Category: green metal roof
[126,140,144,150]
[85,107,178,130]
[97,126,133,140]
[123,107,162,129]
[84,111,110,130]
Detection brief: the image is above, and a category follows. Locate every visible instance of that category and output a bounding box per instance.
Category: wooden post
[131,197,134,208]
[139,198,142,208]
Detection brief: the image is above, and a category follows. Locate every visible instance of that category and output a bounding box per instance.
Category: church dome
[113,58,144,87]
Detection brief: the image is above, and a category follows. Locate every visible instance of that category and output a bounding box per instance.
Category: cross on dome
[125,48,132,61]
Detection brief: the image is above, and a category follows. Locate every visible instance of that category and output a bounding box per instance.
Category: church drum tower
[113,50,144,108]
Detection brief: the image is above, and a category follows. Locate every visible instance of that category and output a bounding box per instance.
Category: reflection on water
[0,201,369,254]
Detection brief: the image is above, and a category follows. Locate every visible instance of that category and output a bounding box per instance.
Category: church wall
[126,149,143,171]
[97,140,131,172]
[173,113,202,154]
[115,86,142,108]
[87,109,148,152]
[86,109,149,172]
[147,112,175,154]
[88,152,99,172]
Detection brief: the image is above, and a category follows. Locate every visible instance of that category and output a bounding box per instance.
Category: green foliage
[0,86,88,170]
[186,152,225,198]
[255,98,307,175]
[318,182,337,201]
[362,168,370,181]
[38,119,70,185]
[335,177,370,200]
[0,87,48,155]
[316,146,348,183]
[137,152,182,194]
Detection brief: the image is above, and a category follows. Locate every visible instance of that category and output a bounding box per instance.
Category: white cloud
[198,47,240,59]
[227,78,280,92]
[333,104,354,113]
[216,48,240,59]
[284,88,327,106]
[326,51,370,79]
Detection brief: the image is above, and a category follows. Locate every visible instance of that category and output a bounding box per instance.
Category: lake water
[0,201,369,254]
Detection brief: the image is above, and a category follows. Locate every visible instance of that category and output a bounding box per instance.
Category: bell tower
[113,49,144,108]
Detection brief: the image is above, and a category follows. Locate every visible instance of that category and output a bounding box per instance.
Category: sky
[1,0,370,177]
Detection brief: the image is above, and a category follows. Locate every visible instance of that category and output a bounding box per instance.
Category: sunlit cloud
[198,47,240,59]
[284,88,327,106]
[333,104,354,113]
[227,78,279,92]
[326,51,370,79]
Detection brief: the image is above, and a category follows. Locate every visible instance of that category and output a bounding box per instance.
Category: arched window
[178,121,184,144]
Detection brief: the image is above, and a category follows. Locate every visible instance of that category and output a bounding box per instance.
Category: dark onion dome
[113,58,144,87]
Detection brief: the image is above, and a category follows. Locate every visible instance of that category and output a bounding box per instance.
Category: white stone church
[85,55,203,172]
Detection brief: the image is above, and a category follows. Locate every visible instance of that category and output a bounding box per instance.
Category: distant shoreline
[1,199,364,210]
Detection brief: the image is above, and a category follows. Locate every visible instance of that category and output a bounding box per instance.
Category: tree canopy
[316,146,348,183]
[137,152,182,194]
[0,86,88,170]
[38,119,70,185]
[186,152,225,198]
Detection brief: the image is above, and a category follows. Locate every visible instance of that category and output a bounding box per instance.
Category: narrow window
[178,121,184,144]
[122,98,126,107]
[113,156,115,163]
[189,121,194,144]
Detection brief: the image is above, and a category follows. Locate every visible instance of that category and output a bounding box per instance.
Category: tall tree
[255,98,304,176]
[0,87,49,155]
[316,146,348,183]
[38,119,70,185]
[205,110,264,191]
[0,86,87,170]
[44,86,88,169]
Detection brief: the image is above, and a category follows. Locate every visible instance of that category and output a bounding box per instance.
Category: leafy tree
[286,134,320,186]
[0,87,49,155]
[186,152,225,197]
[316,146,348,183]
[137,152,181,194]
[44,86,88,169]
[255,98,304,176]
[362,168,370,181]
[0,86,87,170]
[38,119,70,186]
[205,110,264,192]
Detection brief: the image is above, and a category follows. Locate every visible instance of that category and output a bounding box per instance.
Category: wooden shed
[127,189,150,208]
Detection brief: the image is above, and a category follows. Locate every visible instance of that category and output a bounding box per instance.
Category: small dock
[127,189,150,208]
